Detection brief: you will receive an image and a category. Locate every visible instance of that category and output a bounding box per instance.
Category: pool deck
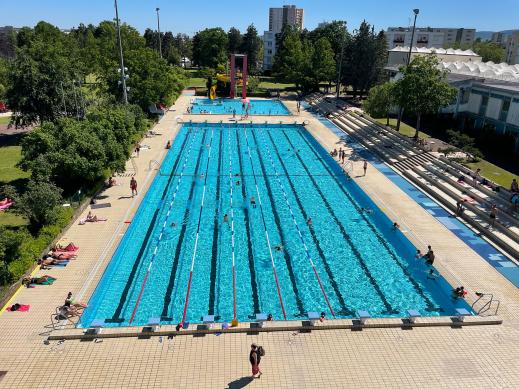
[1,95,519,388]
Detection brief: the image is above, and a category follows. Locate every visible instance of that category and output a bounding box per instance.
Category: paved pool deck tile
[0,96,519,388]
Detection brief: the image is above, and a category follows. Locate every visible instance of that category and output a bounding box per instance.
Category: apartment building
[263,5,304,70]
[386,27,475,49]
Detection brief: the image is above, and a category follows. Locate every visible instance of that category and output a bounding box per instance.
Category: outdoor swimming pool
[80,123,471,328]
[190,98,291,115]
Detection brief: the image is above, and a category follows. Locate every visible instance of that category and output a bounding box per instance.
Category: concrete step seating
[304,94,519,260]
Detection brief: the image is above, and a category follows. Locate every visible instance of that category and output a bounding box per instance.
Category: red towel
[7,304,30,312]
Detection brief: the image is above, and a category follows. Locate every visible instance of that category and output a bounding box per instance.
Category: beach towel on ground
[7,304,30,312]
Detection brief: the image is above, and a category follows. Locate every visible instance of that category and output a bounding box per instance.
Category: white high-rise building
[263,5,304,70]
[385,27,475,50]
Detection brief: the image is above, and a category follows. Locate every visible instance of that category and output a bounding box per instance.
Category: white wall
[467,94,482,114]
[486,97,501,120]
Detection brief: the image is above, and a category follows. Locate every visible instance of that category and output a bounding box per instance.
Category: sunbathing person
[53,242,79,252]
[48,251,77,260]
[81,211,107,224]
[38,256,69,268]
[22,275,57,287]
[0,198,12,205]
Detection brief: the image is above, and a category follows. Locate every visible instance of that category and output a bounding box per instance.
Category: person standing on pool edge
[363,160,368,176]
[249,343,263,378]
[130,176,138,197]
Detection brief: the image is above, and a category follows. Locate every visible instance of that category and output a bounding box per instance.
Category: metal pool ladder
[472,292,500,316]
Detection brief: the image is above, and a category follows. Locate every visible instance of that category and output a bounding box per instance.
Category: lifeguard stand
[229,54,248,99]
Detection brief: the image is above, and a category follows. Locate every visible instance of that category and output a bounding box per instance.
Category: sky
[1,0,518,35]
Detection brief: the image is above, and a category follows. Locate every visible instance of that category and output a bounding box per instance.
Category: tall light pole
[336,31,346,99]
[114,0,128,104]
[156,7,162,59]
[396,8,419,131]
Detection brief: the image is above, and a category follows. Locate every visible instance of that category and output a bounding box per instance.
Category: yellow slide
[210,85,217,100]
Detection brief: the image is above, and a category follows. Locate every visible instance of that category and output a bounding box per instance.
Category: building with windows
[262,5,304,70]
[386,47,519,150]
[385,27,475,50]
[506,31,519,65]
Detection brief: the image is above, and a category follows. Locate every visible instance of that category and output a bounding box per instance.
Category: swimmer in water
[392,222,400,230]
[273,244,284,252]
[224,214,229,223]
[361,207,373,214]
[307,217,313,226]
[171,222,177,228]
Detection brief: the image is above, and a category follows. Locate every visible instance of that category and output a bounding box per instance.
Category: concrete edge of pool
[51,315,502,341]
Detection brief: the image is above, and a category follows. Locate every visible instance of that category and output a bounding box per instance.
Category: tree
[342,21,387,98]
[18,179,63,231]
[310,37,336,89]
[394,56,457,138]
[273,27,307,91]
[364,82,395,125]
[227,27,242,54]
[6,22,84,126]
[173,33,192,63]
[307,21,348,62]
[192,28,228,68]
[162,32,180,65]
[240,24,262,73]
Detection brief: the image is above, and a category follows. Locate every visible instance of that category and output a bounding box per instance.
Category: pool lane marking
[109,129,195,322]
[127,130,198,324]
[235,130,261,315]
[180,128,215,325]
[279,129,395,314]
[243,127,288,320]
[265,130,354,316]
[208,130,224,315]
[297,128,437,311]
[160,130,210,320]
[226,128,238,321]
[256,127,336,318]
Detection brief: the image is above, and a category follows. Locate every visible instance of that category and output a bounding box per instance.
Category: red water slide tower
[229,54,248,99]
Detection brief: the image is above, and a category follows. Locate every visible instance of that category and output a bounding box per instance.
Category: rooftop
[389,46,479,57]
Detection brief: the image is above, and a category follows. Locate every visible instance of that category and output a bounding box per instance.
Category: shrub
[17,179,63,231]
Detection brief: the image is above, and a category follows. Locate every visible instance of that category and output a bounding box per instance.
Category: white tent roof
[438,61,519,82]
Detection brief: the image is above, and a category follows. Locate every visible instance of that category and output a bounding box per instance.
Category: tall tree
[6,22,84,126]
[394,55,457,137]
[173,33,192,62]
[342,21,387,98]
[192,28,228,68]
[307,21,349,62]
[240,24,262,73]
[162,32,180,65]
[310,37,336,89]
[227,27,242,54]
[364,82,395,125]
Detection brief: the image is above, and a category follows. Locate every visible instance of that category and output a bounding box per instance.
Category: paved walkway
[0,97,519,388]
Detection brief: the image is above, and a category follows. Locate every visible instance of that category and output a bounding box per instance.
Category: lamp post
[396,8,419,131]
[114,0,128,104]
[156,7,162,59]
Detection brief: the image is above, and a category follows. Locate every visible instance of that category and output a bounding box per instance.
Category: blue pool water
[80,123,472,328]
[190,98,291,115]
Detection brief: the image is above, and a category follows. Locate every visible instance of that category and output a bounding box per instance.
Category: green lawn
[0,146,30,227]
[464,159,517,188]
[0,146,29,183]
[0,116,11,125]
[374,118,430,140]
[186,77,206,88]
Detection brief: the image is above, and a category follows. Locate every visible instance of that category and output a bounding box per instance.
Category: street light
[114,0,128,104]
[397,8,419,131]
[156,7,162,58]
[407,9,420,65]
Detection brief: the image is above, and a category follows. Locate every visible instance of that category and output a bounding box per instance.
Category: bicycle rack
[472,292,501,316]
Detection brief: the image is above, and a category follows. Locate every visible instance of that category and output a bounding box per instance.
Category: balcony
[393,38,405,43]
